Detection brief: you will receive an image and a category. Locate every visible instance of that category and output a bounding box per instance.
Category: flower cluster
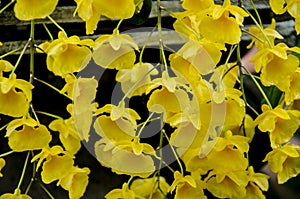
[0,0,300,198]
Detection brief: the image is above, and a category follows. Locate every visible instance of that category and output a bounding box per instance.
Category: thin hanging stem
[243,66,273,109]
[0,150,14,158]
[42,23,54,41]
[29,20,35,84]
[33,77,73,100]
[16,151,30,190]
[47,16,67,37]
[250,0,263,27]
[243,9,272,48]
[0,0,15,15]
[0,47,23,59]
[157,0,169,77]
[9,38,31,78]
[35,111,64,120]
[162,129,184,175]
[39,182,55,199]
[139,26,157,63]
[137,112,155,137]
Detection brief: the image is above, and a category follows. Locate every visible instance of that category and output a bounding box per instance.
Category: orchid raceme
[1,0,300,198]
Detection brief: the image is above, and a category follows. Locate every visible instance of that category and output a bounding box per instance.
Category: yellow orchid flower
[169,171,206,199]
[206,172,247,199]
[242,166,269,199]
[251,43,300,91]
[199,1,249,44]
[49,117,81,155]
[57,166,90,199]
[247,19,283,50]
[263,143,300,184]
[72,77,98,142]
[130,176,170,199]
[0,189,32,199]
[14,0,58,20]
[93,32,138,70]
[254,104,300,148]
[0,158,5,177]
[5,117,51,152]
[41,155,74,184]
[284,69,300,105]
[270,0,300,34]
[39,32,94,77]
[0,72,33,117]
[94,138,155,178]
[31,146,75,184]
[105,183,136,199]
[116,62,158,97]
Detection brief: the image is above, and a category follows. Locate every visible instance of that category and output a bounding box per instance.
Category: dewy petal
[14,0,58,20]
[41,155,74,184]
[285,71,300,104]
[8,124,52,152]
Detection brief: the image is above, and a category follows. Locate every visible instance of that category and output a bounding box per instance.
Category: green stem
[139,26,157,63]
[114,19,124,33]
[250,0,263,27]
[33,77,72,100]
[47,16,67,37]
[244,9,272,48]
[35,111,64,120]
[0,123,8,131]
[137,112,155,137]
[243,66,273,109]
[0,150,14,158]
[25,152,36,194]
[29,20,35,83]
[9,38,31,78]
[16,151,30,190]
[42,23,54,41]
[237,44,247,105]
[0,47,23,59]
[157,0,169,77]
[30,104,39,123]
[40,182,55,199]
[162,129,184,175]
[0,0,15,15]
